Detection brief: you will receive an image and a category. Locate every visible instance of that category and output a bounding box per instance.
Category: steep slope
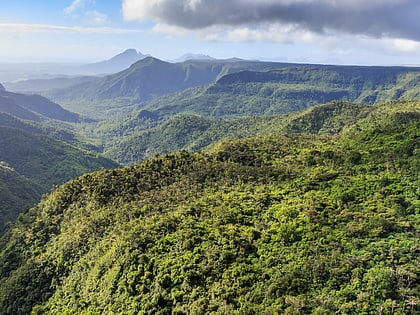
[0,126,119,233]
[0,86,80,122]
[144,65,420,118]
[0,112,79,146]
[0,101,418,314]
[0,163,43,234]
[0,126,118,189]
[0,95,41,121]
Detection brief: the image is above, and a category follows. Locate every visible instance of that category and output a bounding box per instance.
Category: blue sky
[1,0,420,65]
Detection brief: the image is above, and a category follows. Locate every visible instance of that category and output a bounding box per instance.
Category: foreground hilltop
[0,100,418,314]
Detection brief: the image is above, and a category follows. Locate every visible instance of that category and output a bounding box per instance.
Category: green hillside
[0,100,418,314]
[103,101,372,164]
[0,126,118,189]
[0,163,43,234]
[0,84,80,122]
[92,64,420,164]
[0,112,82,146]
[43,58,307,117]
[0,126,119,233]
[144,66,420,119]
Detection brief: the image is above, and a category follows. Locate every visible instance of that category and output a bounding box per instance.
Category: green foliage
[0,126,118,189]
[0,164,43,234]
[143,66,420,120]
[0,100,418,314]
[103,101,373,164]
[0,125,119,235]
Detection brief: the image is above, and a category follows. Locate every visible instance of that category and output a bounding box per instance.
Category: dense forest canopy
[0,100,418,314]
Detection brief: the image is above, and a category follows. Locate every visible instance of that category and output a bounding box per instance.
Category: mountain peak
[0,83,5,92]
[108,49,148,62]
[129,56,169,68]
[81,49,150,74]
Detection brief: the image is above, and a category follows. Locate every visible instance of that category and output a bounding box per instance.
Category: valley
[0,52,419,314]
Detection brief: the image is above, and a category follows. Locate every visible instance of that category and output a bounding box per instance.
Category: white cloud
[223,23,317,44]
[0,23,142,35]
[150,21,319,45]
[387,38,420,53]
[64,0,86,15]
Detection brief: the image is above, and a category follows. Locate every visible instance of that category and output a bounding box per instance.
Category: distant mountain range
[44,57,300,115]
[45,57,420,112]
[141,64,420,119]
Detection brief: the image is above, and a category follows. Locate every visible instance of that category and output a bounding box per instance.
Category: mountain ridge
[43,57,302,115]
[0,86,80,122]
[142,64,420,119]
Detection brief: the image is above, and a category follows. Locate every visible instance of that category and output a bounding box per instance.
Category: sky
[0,0,420,65]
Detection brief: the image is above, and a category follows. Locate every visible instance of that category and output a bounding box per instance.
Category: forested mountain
[143,65,420,119]
[41,58,420,121]
[0,84,80,122]
[0,163,43,234]
[0,83,119,233]
[0,112,80,146]
[43,58,298,116]
[0,123,119,234]
[103,101,372,164]
[0,100,418,314]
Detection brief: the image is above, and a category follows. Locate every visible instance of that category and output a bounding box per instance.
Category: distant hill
[0,86,80,122]
[0,100,417,314]
[45,58,420,120]
[44,57,298,116]
[0,95,41,121]
[80,49,150,74]
[143,65,420,119]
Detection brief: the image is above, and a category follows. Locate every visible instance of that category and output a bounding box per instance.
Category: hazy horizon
[1,1,420,66]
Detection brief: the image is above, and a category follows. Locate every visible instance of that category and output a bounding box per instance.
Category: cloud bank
[122,0,420,42]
